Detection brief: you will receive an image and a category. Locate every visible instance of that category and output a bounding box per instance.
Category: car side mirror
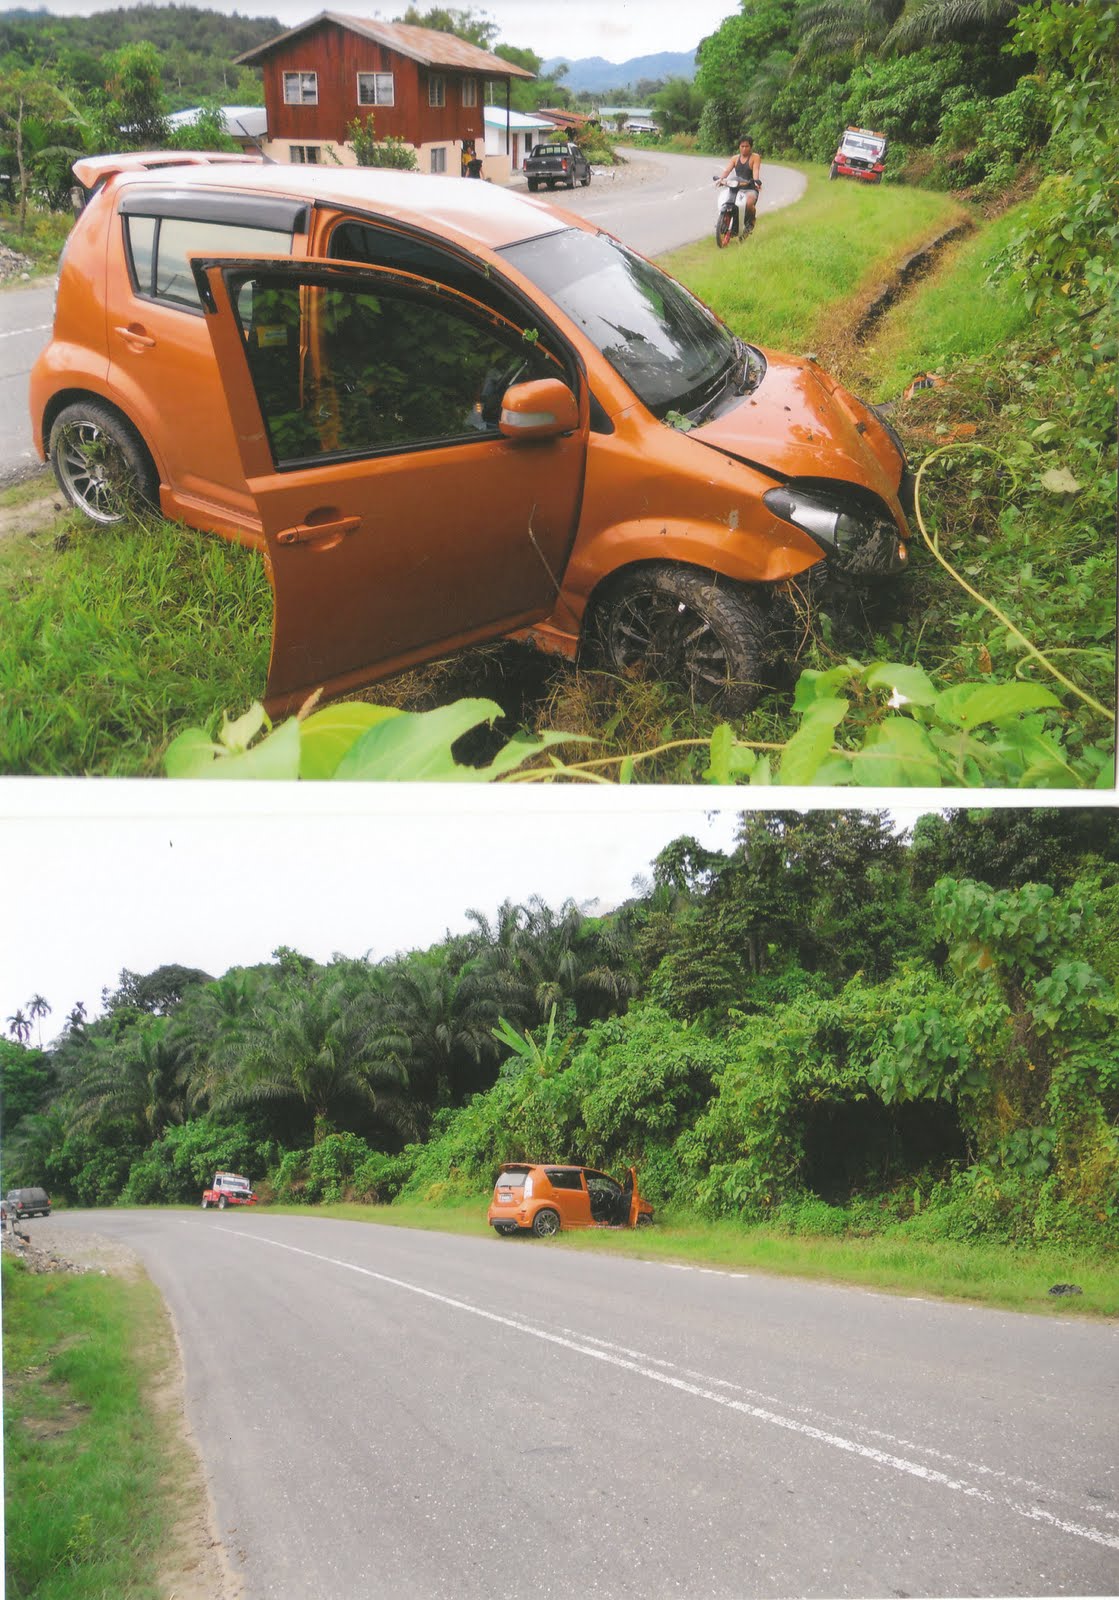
[498,377,579,442]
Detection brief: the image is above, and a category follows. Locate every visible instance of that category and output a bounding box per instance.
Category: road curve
[41,1209,1119,1600]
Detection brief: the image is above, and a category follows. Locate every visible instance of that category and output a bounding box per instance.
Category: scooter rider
[718,136,762,234]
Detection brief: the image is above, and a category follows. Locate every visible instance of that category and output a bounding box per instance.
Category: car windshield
[844,134,883,155]
[500,229,737,419]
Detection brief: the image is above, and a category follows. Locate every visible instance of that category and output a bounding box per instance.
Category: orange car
[487,1162,654,1237]
[32,153,911,714]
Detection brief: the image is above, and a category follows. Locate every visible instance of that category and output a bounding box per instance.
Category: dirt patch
[0,491,63,542]
[5,1223,244,1600]
[853,220,976,341]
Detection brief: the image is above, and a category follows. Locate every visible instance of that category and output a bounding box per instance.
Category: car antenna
[235,118,276,163]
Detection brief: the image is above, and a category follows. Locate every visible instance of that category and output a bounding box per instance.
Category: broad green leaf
[706,723,734,785]
[334,698,506,781]
[778,697,847,785]
[182,716,302,781]
[471,728,592,782]
[299,703,403,780]
[792,663,860,712]
[220,701,269,752]
[863,661,939,707]
[164,727,224,778]
[852,718,942,786]
[937,682,1060,729]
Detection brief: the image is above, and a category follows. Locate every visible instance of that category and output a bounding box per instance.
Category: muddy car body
[32,153,910,714]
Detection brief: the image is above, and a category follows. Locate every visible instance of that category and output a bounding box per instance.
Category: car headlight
[764,482,906,576]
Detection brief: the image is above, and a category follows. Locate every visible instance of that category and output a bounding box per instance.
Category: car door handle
[113,324,156,349]
[276,515,362,547]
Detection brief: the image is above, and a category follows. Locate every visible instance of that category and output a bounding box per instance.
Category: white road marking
[223,1225,1119,1554]
[0,324,51,339]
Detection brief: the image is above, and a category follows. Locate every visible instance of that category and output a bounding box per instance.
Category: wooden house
[236,13,534,179]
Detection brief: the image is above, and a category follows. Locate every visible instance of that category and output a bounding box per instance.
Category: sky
[20,0,740,63]
[0,782,976,1043]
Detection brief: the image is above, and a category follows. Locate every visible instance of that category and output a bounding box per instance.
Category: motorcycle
[713,175,757,248]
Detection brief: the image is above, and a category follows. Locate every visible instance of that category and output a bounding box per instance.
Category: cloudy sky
[1,783,745,1038]
[25,0,739,63]
[0,782,979,1042]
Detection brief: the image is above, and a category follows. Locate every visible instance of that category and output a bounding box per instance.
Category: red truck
[201,1172,257,1210]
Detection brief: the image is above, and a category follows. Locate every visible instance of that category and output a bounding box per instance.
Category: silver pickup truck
[523,141,592,192]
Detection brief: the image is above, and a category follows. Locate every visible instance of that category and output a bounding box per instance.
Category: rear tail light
[523,1174,534,1198]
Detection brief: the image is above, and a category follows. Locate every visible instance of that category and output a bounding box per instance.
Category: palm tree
[26,994,50,1050]
[883,0,1022,51]
[212,973,411,1142]
[471,896,636,1027]
[795,0,1020,61]
[70,1015,193,1142]
[370,952,505,1112]
[6,1009,31,1045]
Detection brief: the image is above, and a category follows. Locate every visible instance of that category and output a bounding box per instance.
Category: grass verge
[260,1199,1119,1318]
[0,514,270,774]
[660,167,968,355]
[2,1255,179,1599]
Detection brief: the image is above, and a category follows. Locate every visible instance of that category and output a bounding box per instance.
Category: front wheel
[532,1208,561,1238]
[636,1214,654,1228]
[829,161,839,180]
[201,1198,209,1209]
[218,1195,228,1210]
[715,207,734,248]
[48,399,158,526]
[594,565,770,714]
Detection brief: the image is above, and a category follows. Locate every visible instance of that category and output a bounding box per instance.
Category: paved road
[0,278,55,488]
[42,1209,1119,1600]
[1,150,803,488]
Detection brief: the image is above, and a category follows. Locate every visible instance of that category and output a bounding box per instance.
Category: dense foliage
[4,810,1116,1248]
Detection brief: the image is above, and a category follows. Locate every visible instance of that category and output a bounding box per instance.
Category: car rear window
[496,1168,530,1186]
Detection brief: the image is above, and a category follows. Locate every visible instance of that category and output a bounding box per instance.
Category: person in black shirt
[717,136,762,235]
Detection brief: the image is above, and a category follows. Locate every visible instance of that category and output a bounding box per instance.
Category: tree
[104,963,214,1017]
[397,6,500,48]
[70,1015,193,1143]
[212,973,411,1143]
[26,994,51,1049]
[0,69,80,230]
[341,114,418,169]
[96,40,169,149]
[6,1009,31,1045]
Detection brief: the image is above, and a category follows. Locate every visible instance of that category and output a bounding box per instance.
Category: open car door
[196,255,588,711]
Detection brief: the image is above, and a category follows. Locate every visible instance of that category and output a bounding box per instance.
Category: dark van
[7,1187,51,1219]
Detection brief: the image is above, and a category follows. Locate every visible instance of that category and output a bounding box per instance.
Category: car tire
[829,162,839,180]
[201,1198,209,1208]
[48,399,159,527]
[594,564,770,715]
[532,1208,561,1238]
[636,1214,653,1227]
[218,1195,228,1210]
[527,178,539,192]
[581,172,591,186]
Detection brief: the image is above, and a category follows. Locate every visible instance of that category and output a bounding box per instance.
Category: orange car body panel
[486,1163,653,1234]
[31,157,911,708]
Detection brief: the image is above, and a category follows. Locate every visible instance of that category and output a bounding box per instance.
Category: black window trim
[119,193,307,314]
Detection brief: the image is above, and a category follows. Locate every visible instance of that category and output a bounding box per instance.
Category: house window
[283,71,318,105]
[461,77,478,107]
[357,72,394,106]
[289,145,320,164]
[430,147,447,174]
[428,74,445,108]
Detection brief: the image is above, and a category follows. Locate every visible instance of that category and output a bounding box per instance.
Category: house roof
[166,106,269,139]
[236,13,535,77]
[536,108,594,128]
[483,104,554,133]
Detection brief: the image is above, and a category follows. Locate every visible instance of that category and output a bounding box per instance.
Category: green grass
[0,515,271,774]
[2,1256,176,1598]
[856,202,1035,398]
[661,166,967,354]
[259,1198,1119,1317]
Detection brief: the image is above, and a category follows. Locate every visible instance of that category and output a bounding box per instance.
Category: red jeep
[830,127,888,183]
[201,1172,257,1210]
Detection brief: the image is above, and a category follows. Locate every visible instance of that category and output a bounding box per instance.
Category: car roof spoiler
[72,149,262,194]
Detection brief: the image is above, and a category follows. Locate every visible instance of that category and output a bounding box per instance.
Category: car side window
[233,270,563,468]
[124,216,293,311]
[544,1169,584,1190]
